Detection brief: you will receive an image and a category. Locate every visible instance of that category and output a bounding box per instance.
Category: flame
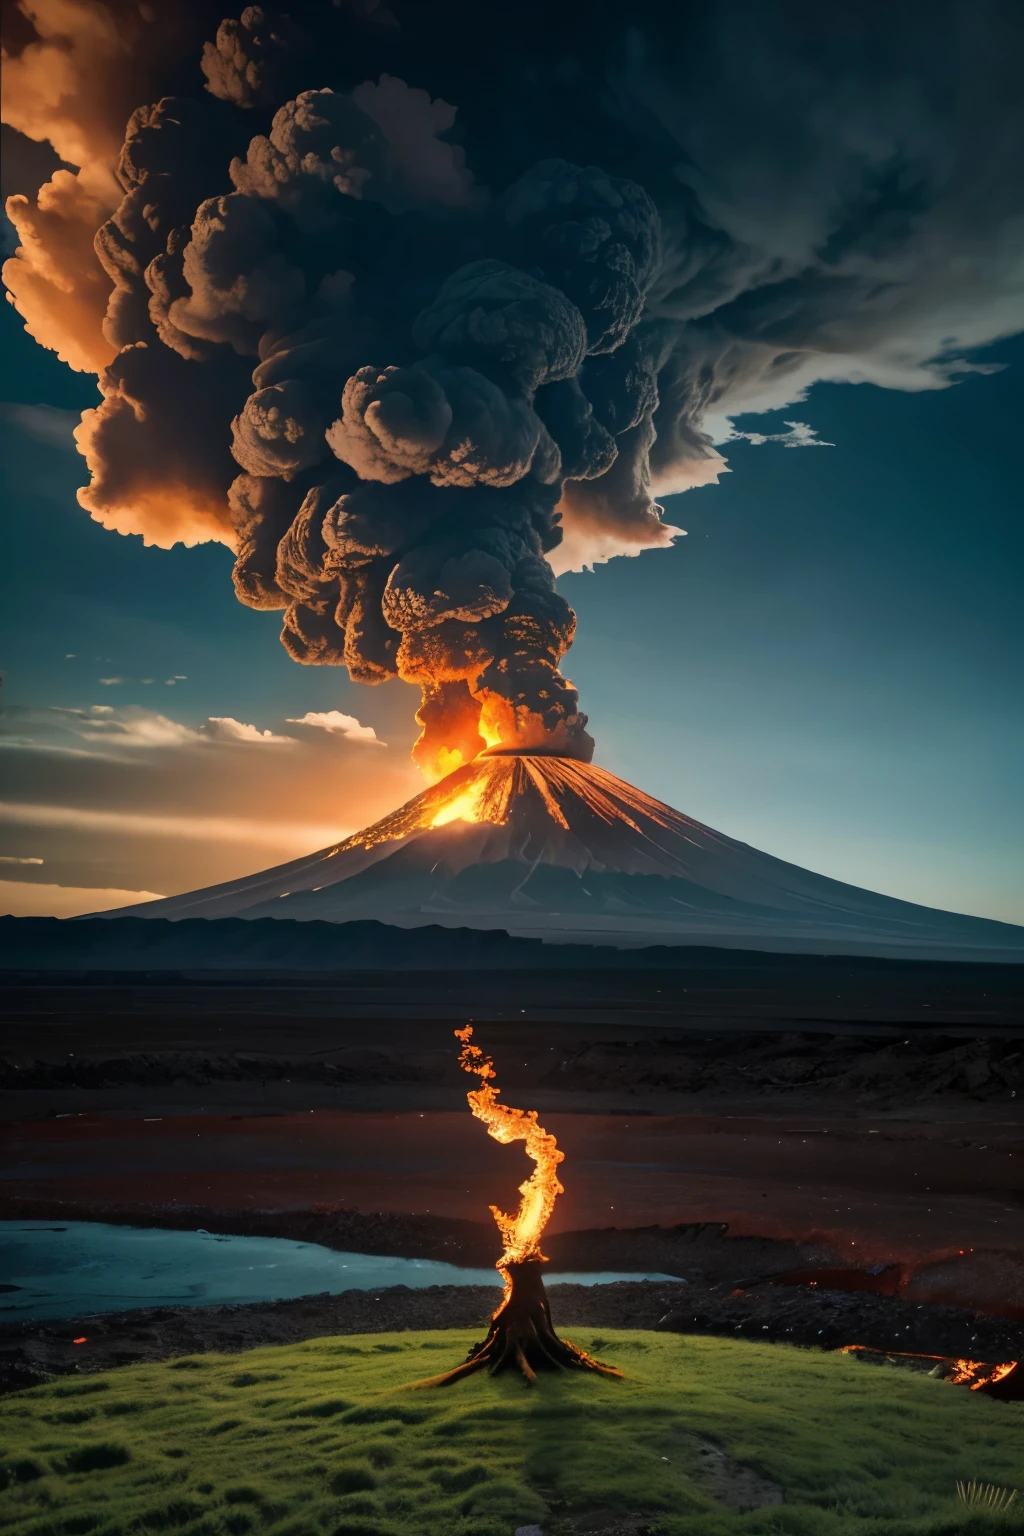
[981,1361,1017,1388]
[418,692,565,778]
[478,699,507,752]
[430,780,487,827]
[956,1358,1018,1390]
[454,1025,564,1304]
[433,746,467,780]
[326,751,685,862]
[839,1345,1018,1390]
[949,1358,984,1384]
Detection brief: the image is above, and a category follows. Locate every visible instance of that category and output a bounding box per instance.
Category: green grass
[1,1331,1022,1536]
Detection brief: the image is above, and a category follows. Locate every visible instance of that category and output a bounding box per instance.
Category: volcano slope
[104,753,1023,961]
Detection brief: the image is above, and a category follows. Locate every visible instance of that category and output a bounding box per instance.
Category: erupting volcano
[107,750,1024,960]
[422,1026,620,1385]
[12,1,1019,965]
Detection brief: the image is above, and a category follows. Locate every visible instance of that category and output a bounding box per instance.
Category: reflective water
[0,1221,677,1321]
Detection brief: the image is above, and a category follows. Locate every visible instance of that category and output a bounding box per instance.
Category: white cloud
[98,676,125,685]
[0,855,44,865]
[286,710,384,745]
[0,705,297,752]
[0,880,164,918]
[0,403,79,449]
[0,703,419,896]
[718,417,835,448]
[205,716,295,746]
[79,707,199,748]
[0,705,195,751]
[0,801,350,853]
[722,421,835,449]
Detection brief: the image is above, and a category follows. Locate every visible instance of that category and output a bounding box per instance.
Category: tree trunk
[420,1260,622,1386]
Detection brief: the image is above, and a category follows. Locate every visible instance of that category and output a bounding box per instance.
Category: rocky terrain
[2,1270,1021,1398]
[4,1027,1020,1104]
[3,970,1020,1405]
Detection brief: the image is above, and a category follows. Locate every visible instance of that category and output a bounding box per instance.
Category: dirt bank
[4,1022,1022,1113]
[2,1274,1021,1398]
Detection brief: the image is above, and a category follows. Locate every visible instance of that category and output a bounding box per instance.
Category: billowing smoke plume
[4,0,1023,773]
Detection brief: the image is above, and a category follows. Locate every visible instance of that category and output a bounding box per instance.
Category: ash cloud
[3,0,1023,769]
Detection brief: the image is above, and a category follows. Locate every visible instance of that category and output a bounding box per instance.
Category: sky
[2,296,1021,923]
[1,0,1022,925]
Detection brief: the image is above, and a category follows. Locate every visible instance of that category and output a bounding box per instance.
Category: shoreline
[4,1273,1023,1398]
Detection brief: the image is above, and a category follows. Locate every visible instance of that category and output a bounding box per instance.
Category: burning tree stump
[420,1028,622,1387]
[423,1259,621,1385]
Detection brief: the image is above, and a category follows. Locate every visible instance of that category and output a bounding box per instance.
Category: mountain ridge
[95,754,1024,962]
[3,915,1023,975]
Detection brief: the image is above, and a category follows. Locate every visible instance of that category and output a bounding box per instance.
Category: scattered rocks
[4,1031,1021,1104]
[2,1275,1020,1397]
[905,1250,1024,1318]
[0,1049,427,1092]
[543,1033,1023,1104]
[687,1435,783,1511]
[543,1513,655,1535]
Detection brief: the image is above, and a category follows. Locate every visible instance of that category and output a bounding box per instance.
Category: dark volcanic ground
[4,1275,1022,1398]
[1,966,1021,1394]
[3,1213,1023,1394]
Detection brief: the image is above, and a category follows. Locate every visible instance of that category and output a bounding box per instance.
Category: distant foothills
[2,915,1023,976]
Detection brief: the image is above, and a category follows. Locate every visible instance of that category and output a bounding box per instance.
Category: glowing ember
[839,1345,1019,1392]
[325,750,675,863]
[477,696,510,753]
[431,782,487,827]
[432,746,468,781]
[418,1026,618,1385]
[948,1357,1019,1390]
[454,1025,565,1300]
[982,1361,1017,1388]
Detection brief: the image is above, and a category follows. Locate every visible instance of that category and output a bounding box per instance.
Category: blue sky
[1,302,1022,922]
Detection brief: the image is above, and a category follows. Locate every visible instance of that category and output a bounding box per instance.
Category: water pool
[0,1222,679,1322]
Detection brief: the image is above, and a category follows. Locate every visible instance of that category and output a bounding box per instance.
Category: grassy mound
[1,1330,1021,1536]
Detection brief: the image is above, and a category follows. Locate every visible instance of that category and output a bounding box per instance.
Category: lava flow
[421,1027,620,1386]
[839,1346,1020,1397]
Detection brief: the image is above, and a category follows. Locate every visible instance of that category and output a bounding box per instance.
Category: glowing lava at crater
[102,752,1024,961]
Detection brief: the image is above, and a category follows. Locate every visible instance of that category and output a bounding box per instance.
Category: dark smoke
[4,0,1023,770]
[78,58,663,767]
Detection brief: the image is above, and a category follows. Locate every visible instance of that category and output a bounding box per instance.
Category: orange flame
[432,746,467,780]
[477,696,510,752]
[981,1362,1017,1388]
[949,1358,984,1384]
[839,1345,1018,1390]
[431,781,487,827]
[454,1025,564,1302]
[955,1357,1018,1390]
